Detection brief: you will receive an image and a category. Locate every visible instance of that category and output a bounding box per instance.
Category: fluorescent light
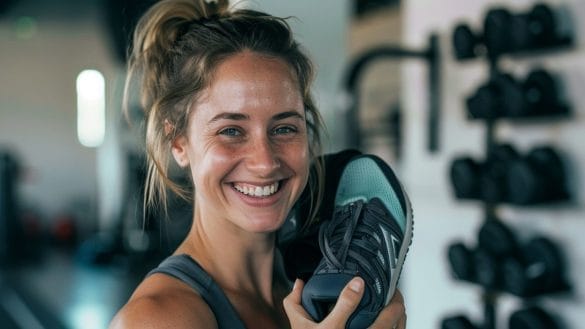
[76,69,105,148]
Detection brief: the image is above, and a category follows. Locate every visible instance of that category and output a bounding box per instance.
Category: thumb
[321,277,364,327]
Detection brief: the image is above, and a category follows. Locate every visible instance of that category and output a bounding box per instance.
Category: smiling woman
[108,1,407,328]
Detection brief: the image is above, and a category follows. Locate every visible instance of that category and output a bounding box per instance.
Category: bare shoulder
[109,273,217,329]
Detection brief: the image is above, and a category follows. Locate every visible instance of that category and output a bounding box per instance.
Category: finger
[283,279,314,328]
[321,277,365,327]
[368,290,405,329]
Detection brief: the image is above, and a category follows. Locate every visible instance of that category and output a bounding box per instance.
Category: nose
[247,136,280,176]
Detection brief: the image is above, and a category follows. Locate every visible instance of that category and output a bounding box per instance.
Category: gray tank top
[148,254,247,329]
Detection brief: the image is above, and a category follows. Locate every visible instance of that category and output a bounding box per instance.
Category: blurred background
[1,0,584,328]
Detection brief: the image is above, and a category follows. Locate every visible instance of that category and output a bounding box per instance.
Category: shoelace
[317,199,393,310]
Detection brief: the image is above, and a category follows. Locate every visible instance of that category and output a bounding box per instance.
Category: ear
[171,136,190,168]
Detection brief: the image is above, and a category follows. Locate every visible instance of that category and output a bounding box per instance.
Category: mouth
[233,181,281,198]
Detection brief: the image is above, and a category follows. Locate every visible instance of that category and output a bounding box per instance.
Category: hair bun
[200,0,229,17]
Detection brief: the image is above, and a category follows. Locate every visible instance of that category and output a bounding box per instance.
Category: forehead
[212,51,298,89]
[193,51,303,115]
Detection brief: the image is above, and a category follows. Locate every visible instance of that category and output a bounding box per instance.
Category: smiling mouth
[233,181,281,197]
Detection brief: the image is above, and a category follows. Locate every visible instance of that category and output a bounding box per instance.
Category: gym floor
[0,249,156,329]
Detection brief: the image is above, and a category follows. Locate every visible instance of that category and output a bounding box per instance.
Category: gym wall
[399,0,585,328]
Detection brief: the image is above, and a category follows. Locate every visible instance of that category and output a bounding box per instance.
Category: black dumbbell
[472,219,519,290]
[447,241,476,283]
[521,69,568,117]
[449,157,482,200]
[481,144,520,203]
[509,306,560,329]
[477,219,518,258]
[507,146,569,205]
[452,23,483,60]
[472,247,503,289]
[466,73,522,120]
[483,7,513,58]
[442,315,478,329]
[508,4,563,53]
[526,4,573,49]
[502,236,567,297]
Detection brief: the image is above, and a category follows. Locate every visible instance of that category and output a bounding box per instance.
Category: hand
[283,277,406,329]
[368,290,406,329]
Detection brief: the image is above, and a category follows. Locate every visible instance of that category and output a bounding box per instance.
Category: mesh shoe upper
[301,154,413,328]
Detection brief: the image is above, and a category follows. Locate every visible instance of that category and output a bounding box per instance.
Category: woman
[110,0,406,328]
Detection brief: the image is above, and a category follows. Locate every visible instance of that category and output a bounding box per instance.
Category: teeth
[234,182,280,197]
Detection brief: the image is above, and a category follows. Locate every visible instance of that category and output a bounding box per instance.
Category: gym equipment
[502,236,568,297]
[447,241,475,283]
[507,146,569,205]
[450,144,570,205]
[452,24,483,60]
[466,69,568,120]
[453,3,573,61]
[483,7,513,58]
[441,314,478,329]
[449,157,482,200]
[481,144,520,203]
[509,4,573,53]
[477,219,518,258]
[508,306,560,329]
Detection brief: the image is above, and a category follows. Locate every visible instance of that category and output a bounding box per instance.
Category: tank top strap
[148,254,247,329]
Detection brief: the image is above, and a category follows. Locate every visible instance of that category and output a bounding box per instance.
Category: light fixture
[76,69,105,148]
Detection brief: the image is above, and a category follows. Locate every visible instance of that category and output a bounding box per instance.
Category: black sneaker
[301,154,413,328]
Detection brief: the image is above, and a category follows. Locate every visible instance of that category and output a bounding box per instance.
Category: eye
[219,127,242,137]
[272,125,297,135]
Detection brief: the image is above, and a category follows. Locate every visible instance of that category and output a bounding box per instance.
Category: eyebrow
[208,111,304,124]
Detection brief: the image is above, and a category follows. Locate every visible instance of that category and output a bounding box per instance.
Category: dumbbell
[466,72,520,120]
[480,144,520,203]
[509,306,560,329]
[472,219,519,290]
[507,146,569,205]
[452,23,483,60]
[513,69,566,118]
[467,69,565,120]
[449,157,482,200]
[447,241,476,283]
[510,4,573,53]
[477,219,518,257]
[441,315,478,329]
[502,236,567,297]
[483,7,513,58]
[447,219,518,289]
[449,144,519,203]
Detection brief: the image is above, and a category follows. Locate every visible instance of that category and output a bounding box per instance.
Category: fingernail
[349,277,363,293]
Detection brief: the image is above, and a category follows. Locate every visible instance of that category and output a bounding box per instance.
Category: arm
[109,276,218,329]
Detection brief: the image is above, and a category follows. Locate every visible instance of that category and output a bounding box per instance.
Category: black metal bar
[342,33,440,153]
[427,34,440,152]
[482,291,497,329]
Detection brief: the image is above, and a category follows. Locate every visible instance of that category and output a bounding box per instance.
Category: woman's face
[172,51,310,234]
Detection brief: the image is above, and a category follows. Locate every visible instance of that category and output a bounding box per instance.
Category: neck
[177,209,283,306]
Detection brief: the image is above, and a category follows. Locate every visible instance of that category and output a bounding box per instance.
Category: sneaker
[301,154,413,328]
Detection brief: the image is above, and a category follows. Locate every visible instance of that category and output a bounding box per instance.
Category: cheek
[189,143,234,188]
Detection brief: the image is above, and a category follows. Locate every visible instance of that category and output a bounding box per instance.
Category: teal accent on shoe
[334,157,406,231]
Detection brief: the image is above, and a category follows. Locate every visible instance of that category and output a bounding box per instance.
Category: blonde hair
[125,0,325,228]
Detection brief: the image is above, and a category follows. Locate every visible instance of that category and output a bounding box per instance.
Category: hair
[125,0,326,229]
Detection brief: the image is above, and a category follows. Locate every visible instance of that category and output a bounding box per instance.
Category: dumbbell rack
[449,3,574,329]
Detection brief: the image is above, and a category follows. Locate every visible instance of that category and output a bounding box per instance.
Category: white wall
[401,0,585,328]
[0,2,123,234]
